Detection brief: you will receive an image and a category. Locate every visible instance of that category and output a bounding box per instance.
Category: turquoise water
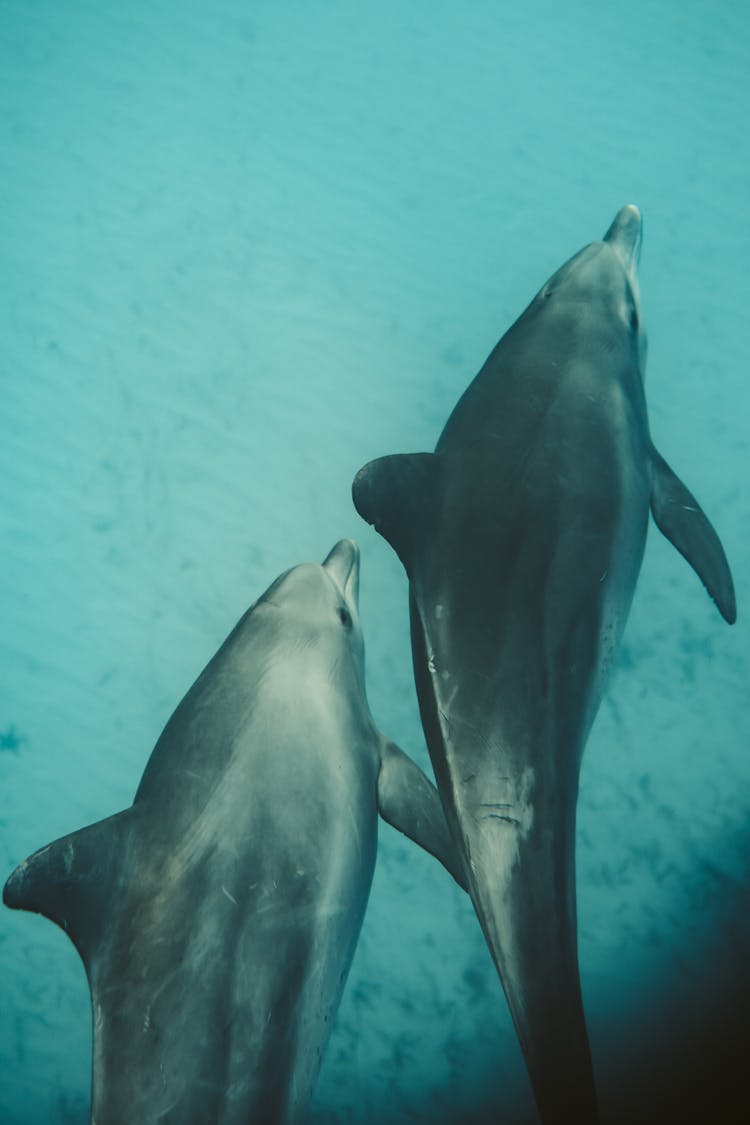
[1,2,748,1121]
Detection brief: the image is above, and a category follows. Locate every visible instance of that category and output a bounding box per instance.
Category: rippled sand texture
[1,2,748,1122]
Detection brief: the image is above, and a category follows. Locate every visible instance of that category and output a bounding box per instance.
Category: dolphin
[4,539,465,1125]
[352,206,736,1123]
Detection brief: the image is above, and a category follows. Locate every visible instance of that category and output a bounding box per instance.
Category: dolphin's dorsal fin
[352,453,439,574]
[650,447,736,624]
[3,809,133,968]
[376,738,467,890]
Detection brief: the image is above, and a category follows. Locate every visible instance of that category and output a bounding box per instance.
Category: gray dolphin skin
[3,540,465,1125]
[352,206,736,1123]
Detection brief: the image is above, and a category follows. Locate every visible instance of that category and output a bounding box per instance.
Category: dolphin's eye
[338,606,352,628]
[629,307,639,332]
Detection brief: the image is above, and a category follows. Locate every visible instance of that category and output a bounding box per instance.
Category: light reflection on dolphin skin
[3,539,465,1125]
[353,206,735,1124]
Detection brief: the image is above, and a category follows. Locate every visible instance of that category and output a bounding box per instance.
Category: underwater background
[1,1,748,1122]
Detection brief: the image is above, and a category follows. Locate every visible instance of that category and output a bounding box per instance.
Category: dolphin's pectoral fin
[650,447,736,624]
[3,809,133,967]
[376,739,468,891]
[352,453,439,573]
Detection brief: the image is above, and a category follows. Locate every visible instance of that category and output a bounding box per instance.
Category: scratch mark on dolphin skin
[221,885,238,906]
[480,802,521,826]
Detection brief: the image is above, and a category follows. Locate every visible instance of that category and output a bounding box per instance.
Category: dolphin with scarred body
[352,206,736,1123]
[4,539,465,1124]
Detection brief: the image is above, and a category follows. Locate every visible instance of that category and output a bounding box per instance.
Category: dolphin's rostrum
[4,539,465,1125]
[353,206,735,1123]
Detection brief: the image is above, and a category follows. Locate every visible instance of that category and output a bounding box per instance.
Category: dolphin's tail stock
[463,807,598,1125]
[407,597,600,1125]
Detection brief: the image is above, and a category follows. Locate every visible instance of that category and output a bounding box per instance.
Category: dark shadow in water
[597,847,750,1125]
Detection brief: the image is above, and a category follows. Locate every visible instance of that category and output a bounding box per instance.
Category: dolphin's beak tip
[322,539,360,602]
[603,204,643,269]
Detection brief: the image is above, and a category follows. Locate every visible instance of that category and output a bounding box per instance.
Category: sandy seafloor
[1,2,748,1122]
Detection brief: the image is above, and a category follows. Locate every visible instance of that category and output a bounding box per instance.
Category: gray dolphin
[352,206,736,1123]
[3,539,465,1125]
